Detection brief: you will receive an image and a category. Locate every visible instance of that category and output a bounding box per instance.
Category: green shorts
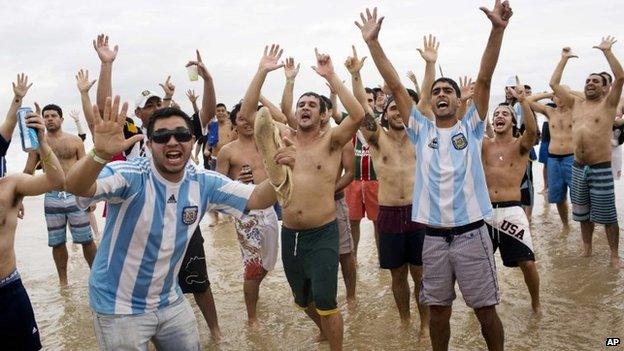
[281,220,339,315]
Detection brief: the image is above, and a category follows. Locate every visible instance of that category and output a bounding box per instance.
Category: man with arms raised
[65,97,277,350]
[483,81,541,314]
[550,38,624,267]
[346,41,432,335]
[24,104,97,286]
[357,2,511,349]
[0,109,64,351]
[241,44,364,351]
[216,102,279,327]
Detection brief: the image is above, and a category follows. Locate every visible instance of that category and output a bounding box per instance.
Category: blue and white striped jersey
[77,157,253,315]
[406,104,492,227]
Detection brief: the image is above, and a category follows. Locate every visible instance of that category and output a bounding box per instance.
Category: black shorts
[0,276,41,351]
[377,205,425,269]
[520,161,534,207]
[178,227,210,294]
[486,220,535,268]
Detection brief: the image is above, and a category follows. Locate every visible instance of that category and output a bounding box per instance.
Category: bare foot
[316,332,327,342]
[346,298,357,312]
[418,325,430,341]
[532,302,543,317]
[210,328,223,343]
[400,318,411,330]
[581,246,592,257]
[248,318,260,329]
[610,256,623,268]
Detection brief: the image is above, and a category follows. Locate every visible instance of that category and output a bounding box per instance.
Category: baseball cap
[135,89,161,109]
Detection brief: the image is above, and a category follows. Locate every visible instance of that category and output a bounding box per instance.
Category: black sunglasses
[151,127,193,144]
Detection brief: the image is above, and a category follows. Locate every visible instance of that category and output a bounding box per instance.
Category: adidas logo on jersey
[167,194,177,204]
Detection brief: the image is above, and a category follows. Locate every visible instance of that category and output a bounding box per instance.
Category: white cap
[135,89,161,110]
[505,76,517,87]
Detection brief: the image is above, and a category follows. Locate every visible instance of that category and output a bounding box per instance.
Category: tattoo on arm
[363,112,378,132]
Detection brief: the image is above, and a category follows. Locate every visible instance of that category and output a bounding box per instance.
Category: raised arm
[241,45,284,126]
[65,97,143,197]
[186,89,200,115]
[280,57,299,128]
[76,69,98,137]
[93,34,118,114]
[415,35,439,116]
[407,70,421,97]
[335,143,355,193]
[259,95,288,124]
[345,45,379,143]
[69,110,87,140]
[509,81,537,153]
[15,112,64,196]
[594,36,624,108]
[186,50,216,127]
[526,91,554,116]
[473,0,513,120]
[313,49,364,148]
[158,76,175,108]
[0,74,32,141]
[549,47,578,108]
[356,8,412,125]
[457,76,474,120]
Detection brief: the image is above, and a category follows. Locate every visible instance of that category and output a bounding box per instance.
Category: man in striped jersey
[358,1,512,350]
[65,98,278,351]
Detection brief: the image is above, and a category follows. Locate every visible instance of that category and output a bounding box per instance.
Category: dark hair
[496,102,519,137]
[599,71,613,85]
[380,96,395,129]
[365,87,375,96]
[589,73,607,86]
[407,88,419,104]
[146,107,194,138]
[297,92,326,114]
[42,104,63,118]
[546,102,557,108]
[431,78,461,98]
[229,103,242,125]
[523,85,532,90]
[372,87,383,100]
[216,103,227,109]
[320,95,333,110]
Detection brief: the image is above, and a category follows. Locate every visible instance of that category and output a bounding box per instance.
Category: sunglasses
[151,127,193,144]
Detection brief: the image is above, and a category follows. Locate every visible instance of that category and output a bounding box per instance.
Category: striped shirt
[76,157,253,315]
[0,134,9,177]
[406,104,492,227]
[353,131,377,181]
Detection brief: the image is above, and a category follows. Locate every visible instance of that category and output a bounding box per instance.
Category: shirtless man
[527,70,577,229]
[347,43,431,334]
[550,38,624,267]
[242,44,365,351]
[24,104,97,286]
[0,110,64,351]
[216,102,279,327]
[358,2,512,349]
[482,81,541,314]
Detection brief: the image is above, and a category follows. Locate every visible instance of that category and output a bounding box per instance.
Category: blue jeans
[92,296,200,351]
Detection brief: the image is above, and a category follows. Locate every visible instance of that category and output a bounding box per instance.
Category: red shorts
[345,180,379,221]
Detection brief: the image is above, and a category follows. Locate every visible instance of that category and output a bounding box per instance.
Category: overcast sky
[2,0,622,170]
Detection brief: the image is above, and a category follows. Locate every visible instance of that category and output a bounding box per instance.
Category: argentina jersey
[406,104,492,227]
[76,157,253,315]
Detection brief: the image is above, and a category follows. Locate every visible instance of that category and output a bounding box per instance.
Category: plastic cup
[187,65,199,81]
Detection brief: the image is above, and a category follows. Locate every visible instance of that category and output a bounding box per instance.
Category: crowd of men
[1,1,624,350]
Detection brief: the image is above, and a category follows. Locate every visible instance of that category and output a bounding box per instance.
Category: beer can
[241,164,253,183]
[17,107,39,152]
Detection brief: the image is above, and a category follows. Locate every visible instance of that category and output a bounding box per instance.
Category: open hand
[259,44,285,73]
[76,69,97,94]
[593,36,617,52]
[93,34,118,63]
[312,48,335,79]
[407,71,418,85]
[12,73,33,98]
[69,110,80,121]
[186,89,198,104]
[344,45,367,75]
[459,76,474,101]
[506,75,526,102]
[417,34,439,63]
[355,7,385,43]
[92,96,143,160]
[479,0,513,29]
[284,57,300,80]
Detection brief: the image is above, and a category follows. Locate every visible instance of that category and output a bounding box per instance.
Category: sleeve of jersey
[205,173,255,218]
[463,104,485,138]
[406,105,426,145]
[75,162,135,209]
[0,133,10,156]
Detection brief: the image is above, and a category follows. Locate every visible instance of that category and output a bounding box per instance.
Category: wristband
[286,78,295,84]
[89,149,110,165]
[163,97,172,101]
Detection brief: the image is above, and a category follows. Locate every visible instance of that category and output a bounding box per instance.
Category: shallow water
[14,161,624,350]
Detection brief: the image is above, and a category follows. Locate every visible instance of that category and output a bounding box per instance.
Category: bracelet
[89,149,110,165]
[286,78,295,84]
[163,97,172,101]
[40,149,53,165]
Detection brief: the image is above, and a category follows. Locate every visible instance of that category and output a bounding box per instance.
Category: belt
[426,220,484,244]
[334,192,345,201]
[548,153,573,159]
[491,201,521,208]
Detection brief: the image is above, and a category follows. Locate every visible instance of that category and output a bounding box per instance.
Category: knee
[474,305,498,326]
[429,306,451,326]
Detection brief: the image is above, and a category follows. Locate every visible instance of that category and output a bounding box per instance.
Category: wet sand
[13,161,624,350]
